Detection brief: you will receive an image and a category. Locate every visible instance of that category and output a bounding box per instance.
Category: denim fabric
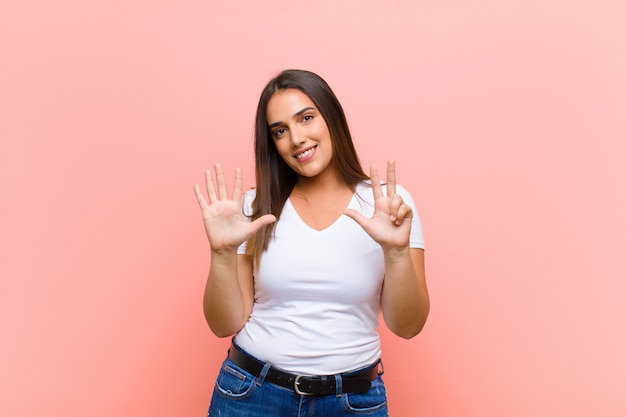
[207,354,388,417]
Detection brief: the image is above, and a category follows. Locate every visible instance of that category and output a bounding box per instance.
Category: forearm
[381,248,429,339]
[203,251,250,337]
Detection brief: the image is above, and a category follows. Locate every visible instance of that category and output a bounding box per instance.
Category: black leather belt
[228,343,379,396]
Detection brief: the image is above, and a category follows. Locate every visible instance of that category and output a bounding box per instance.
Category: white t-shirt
[235,182,424,374]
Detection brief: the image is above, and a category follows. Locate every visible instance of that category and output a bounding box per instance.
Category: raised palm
[194,164,276,252]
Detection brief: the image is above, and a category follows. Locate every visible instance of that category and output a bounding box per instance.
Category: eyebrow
[268,106,316,130]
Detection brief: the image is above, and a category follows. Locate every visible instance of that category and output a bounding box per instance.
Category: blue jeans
[207,352,388,417]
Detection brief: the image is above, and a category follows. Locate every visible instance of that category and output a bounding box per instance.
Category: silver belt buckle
[294,375,314,396]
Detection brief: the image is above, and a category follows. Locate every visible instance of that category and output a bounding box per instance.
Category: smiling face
[266,88,335,181]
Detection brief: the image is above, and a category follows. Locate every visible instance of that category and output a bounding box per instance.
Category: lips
[294,146,317,161]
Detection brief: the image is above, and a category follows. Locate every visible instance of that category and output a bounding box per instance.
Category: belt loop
[334,374,343,396]
[256,362,271,387]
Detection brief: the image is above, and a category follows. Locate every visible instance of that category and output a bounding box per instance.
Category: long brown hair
[246,69,368,262]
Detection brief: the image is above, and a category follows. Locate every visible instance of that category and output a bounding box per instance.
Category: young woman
[194,69,429,416]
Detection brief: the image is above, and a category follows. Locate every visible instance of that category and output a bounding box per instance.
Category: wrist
[210,247,238,260]
[383,245,411,261]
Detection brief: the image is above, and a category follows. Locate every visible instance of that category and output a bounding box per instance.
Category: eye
[272,127,287,138]
[302,114,314,122]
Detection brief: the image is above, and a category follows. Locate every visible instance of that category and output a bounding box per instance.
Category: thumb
[343,208,368,229]
[247,214,277,234]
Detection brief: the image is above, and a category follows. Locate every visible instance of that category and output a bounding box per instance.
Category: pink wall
[1,1,625,416]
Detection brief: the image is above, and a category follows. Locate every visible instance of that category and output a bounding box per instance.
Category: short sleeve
[396,185,425,250]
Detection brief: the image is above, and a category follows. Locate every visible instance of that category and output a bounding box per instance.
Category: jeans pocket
[342,376,388,415]
[214,359,256,400]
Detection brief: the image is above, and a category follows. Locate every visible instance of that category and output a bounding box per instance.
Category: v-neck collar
[285,192,357,233]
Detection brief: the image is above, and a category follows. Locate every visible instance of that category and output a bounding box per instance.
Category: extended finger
[387,160,397,197]
[232,167,243,202]
[344,208,370,231]
[214,163,228,200]
[194,184,209,210]
[204,170,218,203]
[247,214,277,234]
[370,164,384,200]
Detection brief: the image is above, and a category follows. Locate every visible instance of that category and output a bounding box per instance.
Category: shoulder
[355,181,413,199]
[243,188,257,200]
[354,181,417,210]
[394,184,416,206]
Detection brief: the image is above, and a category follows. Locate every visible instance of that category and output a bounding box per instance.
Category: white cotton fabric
[234,182,424,374]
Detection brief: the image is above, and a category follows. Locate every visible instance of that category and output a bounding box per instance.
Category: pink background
[1,1,625,416]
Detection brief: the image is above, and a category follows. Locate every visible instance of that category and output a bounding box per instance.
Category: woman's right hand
[194,163,276,253]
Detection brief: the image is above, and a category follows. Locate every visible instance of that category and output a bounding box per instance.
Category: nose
[290,126,306,147]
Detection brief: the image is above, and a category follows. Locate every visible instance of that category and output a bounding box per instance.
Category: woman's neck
[289,171,354,231]
[293,169,350,197]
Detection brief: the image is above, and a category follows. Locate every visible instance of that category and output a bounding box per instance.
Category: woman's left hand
[344,160,412,250]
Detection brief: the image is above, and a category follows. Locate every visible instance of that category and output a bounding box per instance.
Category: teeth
[296,148,314,160]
